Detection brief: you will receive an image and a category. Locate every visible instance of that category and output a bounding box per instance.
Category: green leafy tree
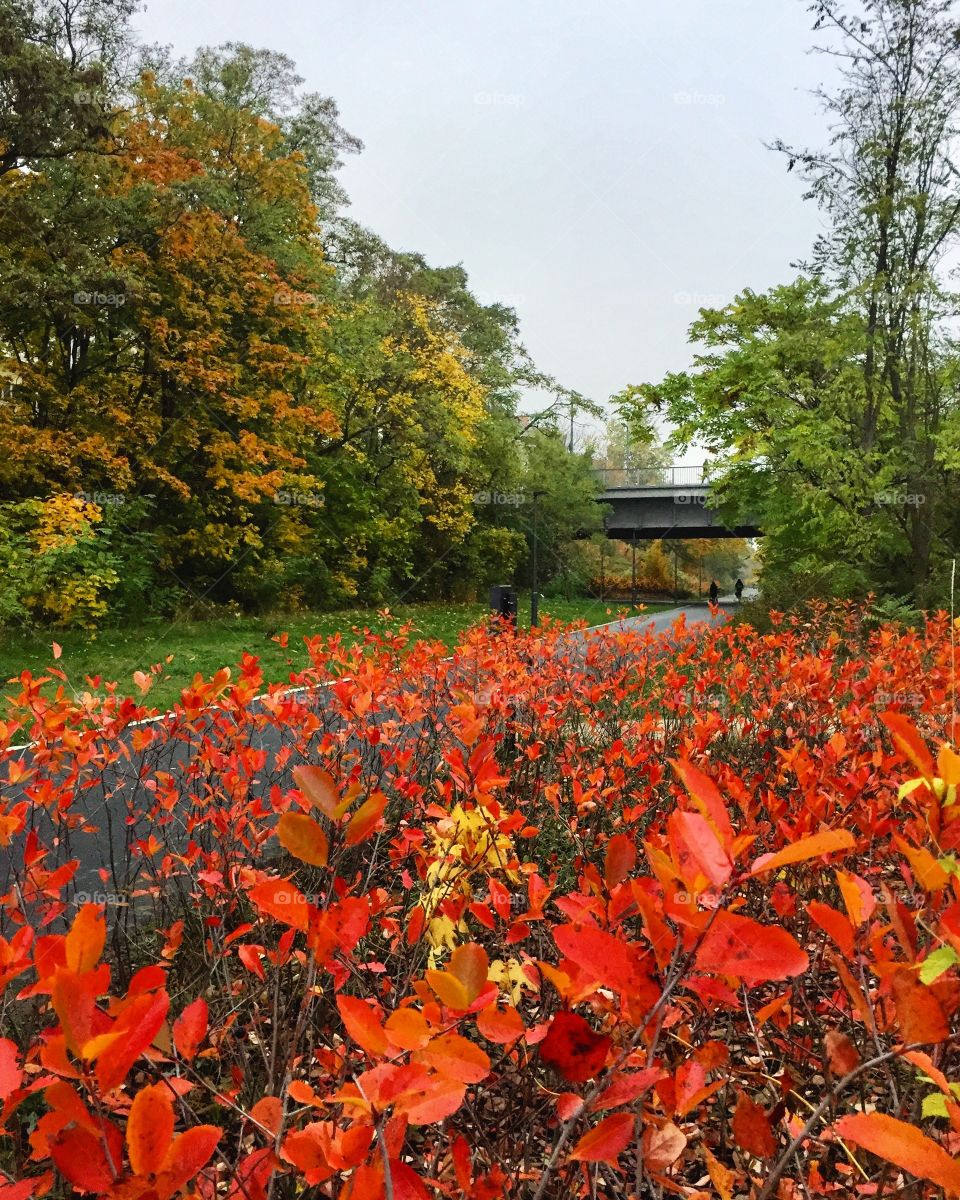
[620,1,960,606]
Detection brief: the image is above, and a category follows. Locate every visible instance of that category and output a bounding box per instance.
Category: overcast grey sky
[135,0,832,430]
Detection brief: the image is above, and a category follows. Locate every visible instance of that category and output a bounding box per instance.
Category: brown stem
[757,1034,960,1200]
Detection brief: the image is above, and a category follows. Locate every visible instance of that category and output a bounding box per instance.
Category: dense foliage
[1,605,960,1196]
[0,0,600,626]
[619,0,960,610]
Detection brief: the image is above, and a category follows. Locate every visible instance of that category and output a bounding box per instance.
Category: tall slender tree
[621,0,960,605]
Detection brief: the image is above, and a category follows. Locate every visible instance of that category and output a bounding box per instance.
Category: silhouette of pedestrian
[735,577,744,601]
[709,580,719,604]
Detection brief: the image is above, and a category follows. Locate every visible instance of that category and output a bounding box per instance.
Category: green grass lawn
[0,595,676,715]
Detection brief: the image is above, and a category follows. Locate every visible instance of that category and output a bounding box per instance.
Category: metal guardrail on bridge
[593,464,707,488]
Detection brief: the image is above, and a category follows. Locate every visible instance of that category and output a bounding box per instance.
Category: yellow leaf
[425,969,470,1010]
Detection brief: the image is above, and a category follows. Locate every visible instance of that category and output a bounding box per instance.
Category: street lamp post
[531,489,546,627]
[631,529,638,607]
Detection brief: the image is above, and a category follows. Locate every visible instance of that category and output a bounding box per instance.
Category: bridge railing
[593,464,706,488]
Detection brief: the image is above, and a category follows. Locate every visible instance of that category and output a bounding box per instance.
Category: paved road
[1,600,732,910]
[588,600,730,638]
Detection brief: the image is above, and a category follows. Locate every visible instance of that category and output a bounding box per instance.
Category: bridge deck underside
[603,522,762,540]
[598,487,761,540]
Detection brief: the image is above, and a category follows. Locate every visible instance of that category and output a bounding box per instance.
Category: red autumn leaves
[18,906,220,1197]
[5,610,960,1198]
[53,1082,219,1198]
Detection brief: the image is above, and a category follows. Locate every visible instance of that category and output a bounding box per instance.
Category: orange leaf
[385,1009,432,1051]
[277,812,329,867]
[0,1040,22,1100]
[51,967,103,1056]
[671,758,734,851]
[568,1112,633,1166]
[250,1096,283,1136]
[643,1121,686,1171]
[292,765,341,818]
[158,1125,221,1194]
[880,712,936,779]
[732,1092,777,1158]
[248,878,311,932]
[127,1083,174,1176]
[237,943,266,979]
[940,744,960,787]
[288,1080,319,1105]
[824,1030,860,1077]
[337,995,388,1056]
[476,1004,524,1045]
[836,869,876,926]
[891,969,949,1044]
[895,837,949,893]
[835,1112,960,1194]
[449,943,488,1005]
[807,901,855,956]
[669,809,733,888]
[95,989,170,1093]
[65,904,105,974]
[830,951,874,1026]
[345,791,387,846]
[749,829,855,876]
[604,834,636,890]
[398,1077,467,1126]
[417,1033,490,1084]
[704,1146,735,1200]
[696,912,808,983]
[173,997,208,1063]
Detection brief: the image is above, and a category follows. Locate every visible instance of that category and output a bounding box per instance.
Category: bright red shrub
[2,604,960,1197]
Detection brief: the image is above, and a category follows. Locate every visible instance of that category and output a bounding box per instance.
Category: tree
[0,0,136,178]
[592,415,672,485]
[511,427,603,598]
[0,9,597,623]
[620,0,960,607]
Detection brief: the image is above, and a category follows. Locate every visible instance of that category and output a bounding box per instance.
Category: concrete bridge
[595,465,761,540]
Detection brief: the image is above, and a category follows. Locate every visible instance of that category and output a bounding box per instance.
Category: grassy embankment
[0,595,676,714]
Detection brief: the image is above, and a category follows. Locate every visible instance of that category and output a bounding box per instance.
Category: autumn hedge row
[1,605,960,1198]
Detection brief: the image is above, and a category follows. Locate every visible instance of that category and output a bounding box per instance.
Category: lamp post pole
[531,490,546,627]
[631,529,638,607]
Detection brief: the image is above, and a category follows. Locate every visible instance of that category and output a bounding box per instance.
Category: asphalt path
[0,600,733,912]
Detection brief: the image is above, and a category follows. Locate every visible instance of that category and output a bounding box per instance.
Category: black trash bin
[489,585,518,629]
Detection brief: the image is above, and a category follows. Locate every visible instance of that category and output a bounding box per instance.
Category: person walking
[709,579,719,604]
[734,577,744,601]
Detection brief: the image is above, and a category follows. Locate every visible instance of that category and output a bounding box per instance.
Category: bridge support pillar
[631,528,638,606]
